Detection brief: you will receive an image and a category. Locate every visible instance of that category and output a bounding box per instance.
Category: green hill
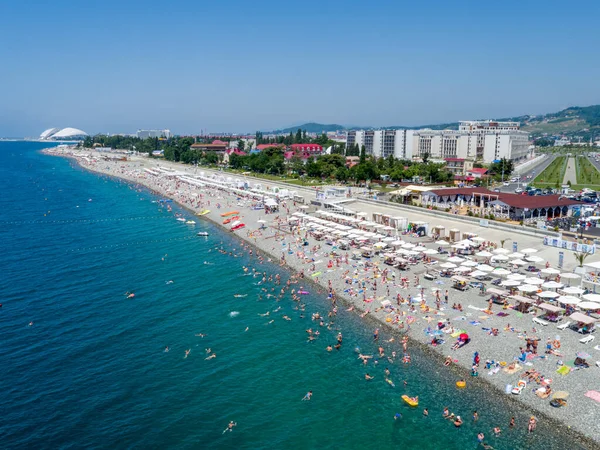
[268,105,600,139]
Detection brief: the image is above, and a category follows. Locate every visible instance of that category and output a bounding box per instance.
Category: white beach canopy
[492,268,511,276]
[541,268,561,275]
[560,273,580,280]
[562,286,585,295]
[523,277,544,286]
[510,259,528,266]
[435,240,450,246]
[423,249,438,255]
[491,255,509,262]
[542,281,564,289]
[476,264,494,272]
[476,251,493,257]
[461,260,479,267]
[577,301,600,310]
[501,279,521,287]
[556,296,581,305]
[507,273,527,281]
[440,262,457,269]
[454,266,472,273]
[521,248,538,254]
[519,285,539,293]
[508,252,525,259]
[470,270,488,278]
[582,293,600,302]
[537,291,560,299]
[493,248,510,254]
[447,256,465,263]
[526,256,544,263]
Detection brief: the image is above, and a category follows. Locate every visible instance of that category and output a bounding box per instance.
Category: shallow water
[0,142,588,449]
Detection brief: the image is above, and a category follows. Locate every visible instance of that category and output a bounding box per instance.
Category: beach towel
[468,305,485,311]
[479,316,490,320]
[556,365,571,375]
[469,321,481,326]
[497,312,510,317]
[585,390,600,403]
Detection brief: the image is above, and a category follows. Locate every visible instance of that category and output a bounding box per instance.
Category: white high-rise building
[137,129,171,139]
[347,120,529,163]
[345,130,414,159]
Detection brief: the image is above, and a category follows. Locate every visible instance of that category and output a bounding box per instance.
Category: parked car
[514,187,523,193]
[503,181,510,186]
[493,188,501,192]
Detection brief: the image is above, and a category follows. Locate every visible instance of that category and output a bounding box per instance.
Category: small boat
[401,395,418,407]
[186,220,196,225]
[176,218,186,222]
[196,209,211,216]
[223,218,232,224]
[197,232,209,237]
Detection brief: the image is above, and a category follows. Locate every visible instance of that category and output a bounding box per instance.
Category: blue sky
[1,0,599,136]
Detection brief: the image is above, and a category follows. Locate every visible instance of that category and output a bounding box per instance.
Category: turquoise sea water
[0,142,587,450]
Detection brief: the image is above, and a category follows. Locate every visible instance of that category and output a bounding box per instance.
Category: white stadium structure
[40,127,88,140]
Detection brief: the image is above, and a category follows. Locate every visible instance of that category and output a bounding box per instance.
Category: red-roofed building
[255,143,285,151]
[290,143,323,154]
[466,167,488,178]
[284,151,317,161]
[222,148,246,164]
[212,139,227,145]
[420,187,582,222]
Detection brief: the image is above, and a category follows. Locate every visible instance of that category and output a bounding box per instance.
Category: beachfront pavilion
[420,188,582,223]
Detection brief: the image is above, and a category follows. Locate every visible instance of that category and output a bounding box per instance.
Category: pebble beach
[46,147,600,447]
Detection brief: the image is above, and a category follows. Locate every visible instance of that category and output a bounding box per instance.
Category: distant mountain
[271,123,346,134]
[267,105,600,139]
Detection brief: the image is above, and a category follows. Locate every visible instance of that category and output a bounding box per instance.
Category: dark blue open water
[0,142,588,449]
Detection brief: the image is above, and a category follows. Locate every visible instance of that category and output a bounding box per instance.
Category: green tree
[422,152,430,164]
[335,166,349,182]
[360,145,366,164]
[295,129,302,143]
[238,139,245,152]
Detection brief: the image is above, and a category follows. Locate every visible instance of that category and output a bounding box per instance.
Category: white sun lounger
[557,321,571,330]
[580,335,595,344]
[533,317,549,326]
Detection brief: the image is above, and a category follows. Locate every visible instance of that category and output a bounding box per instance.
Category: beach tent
[519,285,539,293]
[470,270,488,278]
[509,295,534,304]
[577,301,600,310]
[507,273,526,281]
[501,279,521,287]
[536,303,564,314]
[508,252,525,259]
[493,248,510,254]
[487,288,509,296]
[523,277,544,286]
[569,312,597,324]
[537,291,560,299]
[562,286,585,295]
[526,256,544,263]
[541,268,561,275]
[476,250,493,258]
[557,296,581,305]
[476,264,494,272]
[542,281,564,289]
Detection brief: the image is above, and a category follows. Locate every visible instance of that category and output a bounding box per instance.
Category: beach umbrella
[383,237,395,242]
[435,240,450,246]
[447,256,465,263]
[492,268,511,276]
[402,242,416,249]
[557,296,581,305]
[501,279,521,287]
[423,248,438,255]
[491,255,509,262]
[440,262,457,269]
[257,219,266,223]
[476,250,493,257]
[562,286,585,295]
[511,259,528,266]
[508,252,525,259]
[451,244,467,250]
[541,268,561,275]
[507,273,526,280]
[582,293,600,302]
[526,256,544,263]
[524,277,544,286]
[461,260,479,267]
[519,285,539,293]
[299,205,310,209]
[521,248,538,254]
[578,301,600,310]
[457,239,475,247]
[414,245,427,251]
[470,270,488,278]
[542,281,564,289]
[560,273,580,280]
[552,391,569,400]
[454,266,472,273]
[537,291,560,299]
[476,264,494,272]
[459,333,469,341]
[471,237,486,242]
[493,248,510,254]
[576,351,591,359]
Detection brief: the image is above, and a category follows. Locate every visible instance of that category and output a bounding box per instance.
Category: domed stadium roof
[40,127,60,139]
[49,127,88,139]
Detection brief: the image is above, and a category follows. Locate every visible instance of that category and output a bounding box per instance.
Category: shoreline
[44,148,599,448]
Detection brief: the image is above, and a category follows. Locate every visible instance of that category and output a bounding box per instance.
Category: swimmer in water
[28,322,34,327]
[259,312,270,317]
[205,353,216,360]
[222,421,237,434]
[184,349,191,358]
[244,327,249,332]
[302,391,313,401]
[164,346,169,352]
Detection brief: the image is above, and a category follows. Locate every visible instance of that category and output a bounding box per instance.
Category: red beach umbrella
[459,333,469,341]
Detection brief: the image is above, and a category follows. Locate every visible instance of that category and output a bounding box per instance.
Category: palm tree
[574,251,591,268]
[500,238,511,249]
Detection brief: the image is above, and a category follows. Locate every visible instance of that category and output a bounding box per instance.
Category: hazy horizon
[2,0,600,137]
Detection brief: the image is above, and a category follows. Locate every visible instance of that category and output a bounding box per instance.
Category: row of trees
[255,129,335,148]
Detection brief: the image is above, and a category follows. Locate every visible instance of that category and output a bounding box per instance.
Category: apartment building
[345,130,414,159]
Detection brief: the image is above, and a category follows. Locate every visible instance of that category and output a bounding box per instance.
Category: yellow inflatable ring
[456,381,466,388]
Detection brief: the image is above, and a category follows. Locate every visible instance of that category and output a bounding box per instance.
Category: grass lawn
[532,156,566,187]
[575,156,600,186]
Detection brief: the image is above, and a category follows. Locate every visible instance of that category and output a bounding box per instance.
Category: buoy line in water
[0,216,171,226]
[68,235,197,252]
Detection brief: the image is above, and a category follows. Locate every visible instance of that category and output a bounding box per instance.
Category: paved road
[495,153,557,193]
[563,157,577,185]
